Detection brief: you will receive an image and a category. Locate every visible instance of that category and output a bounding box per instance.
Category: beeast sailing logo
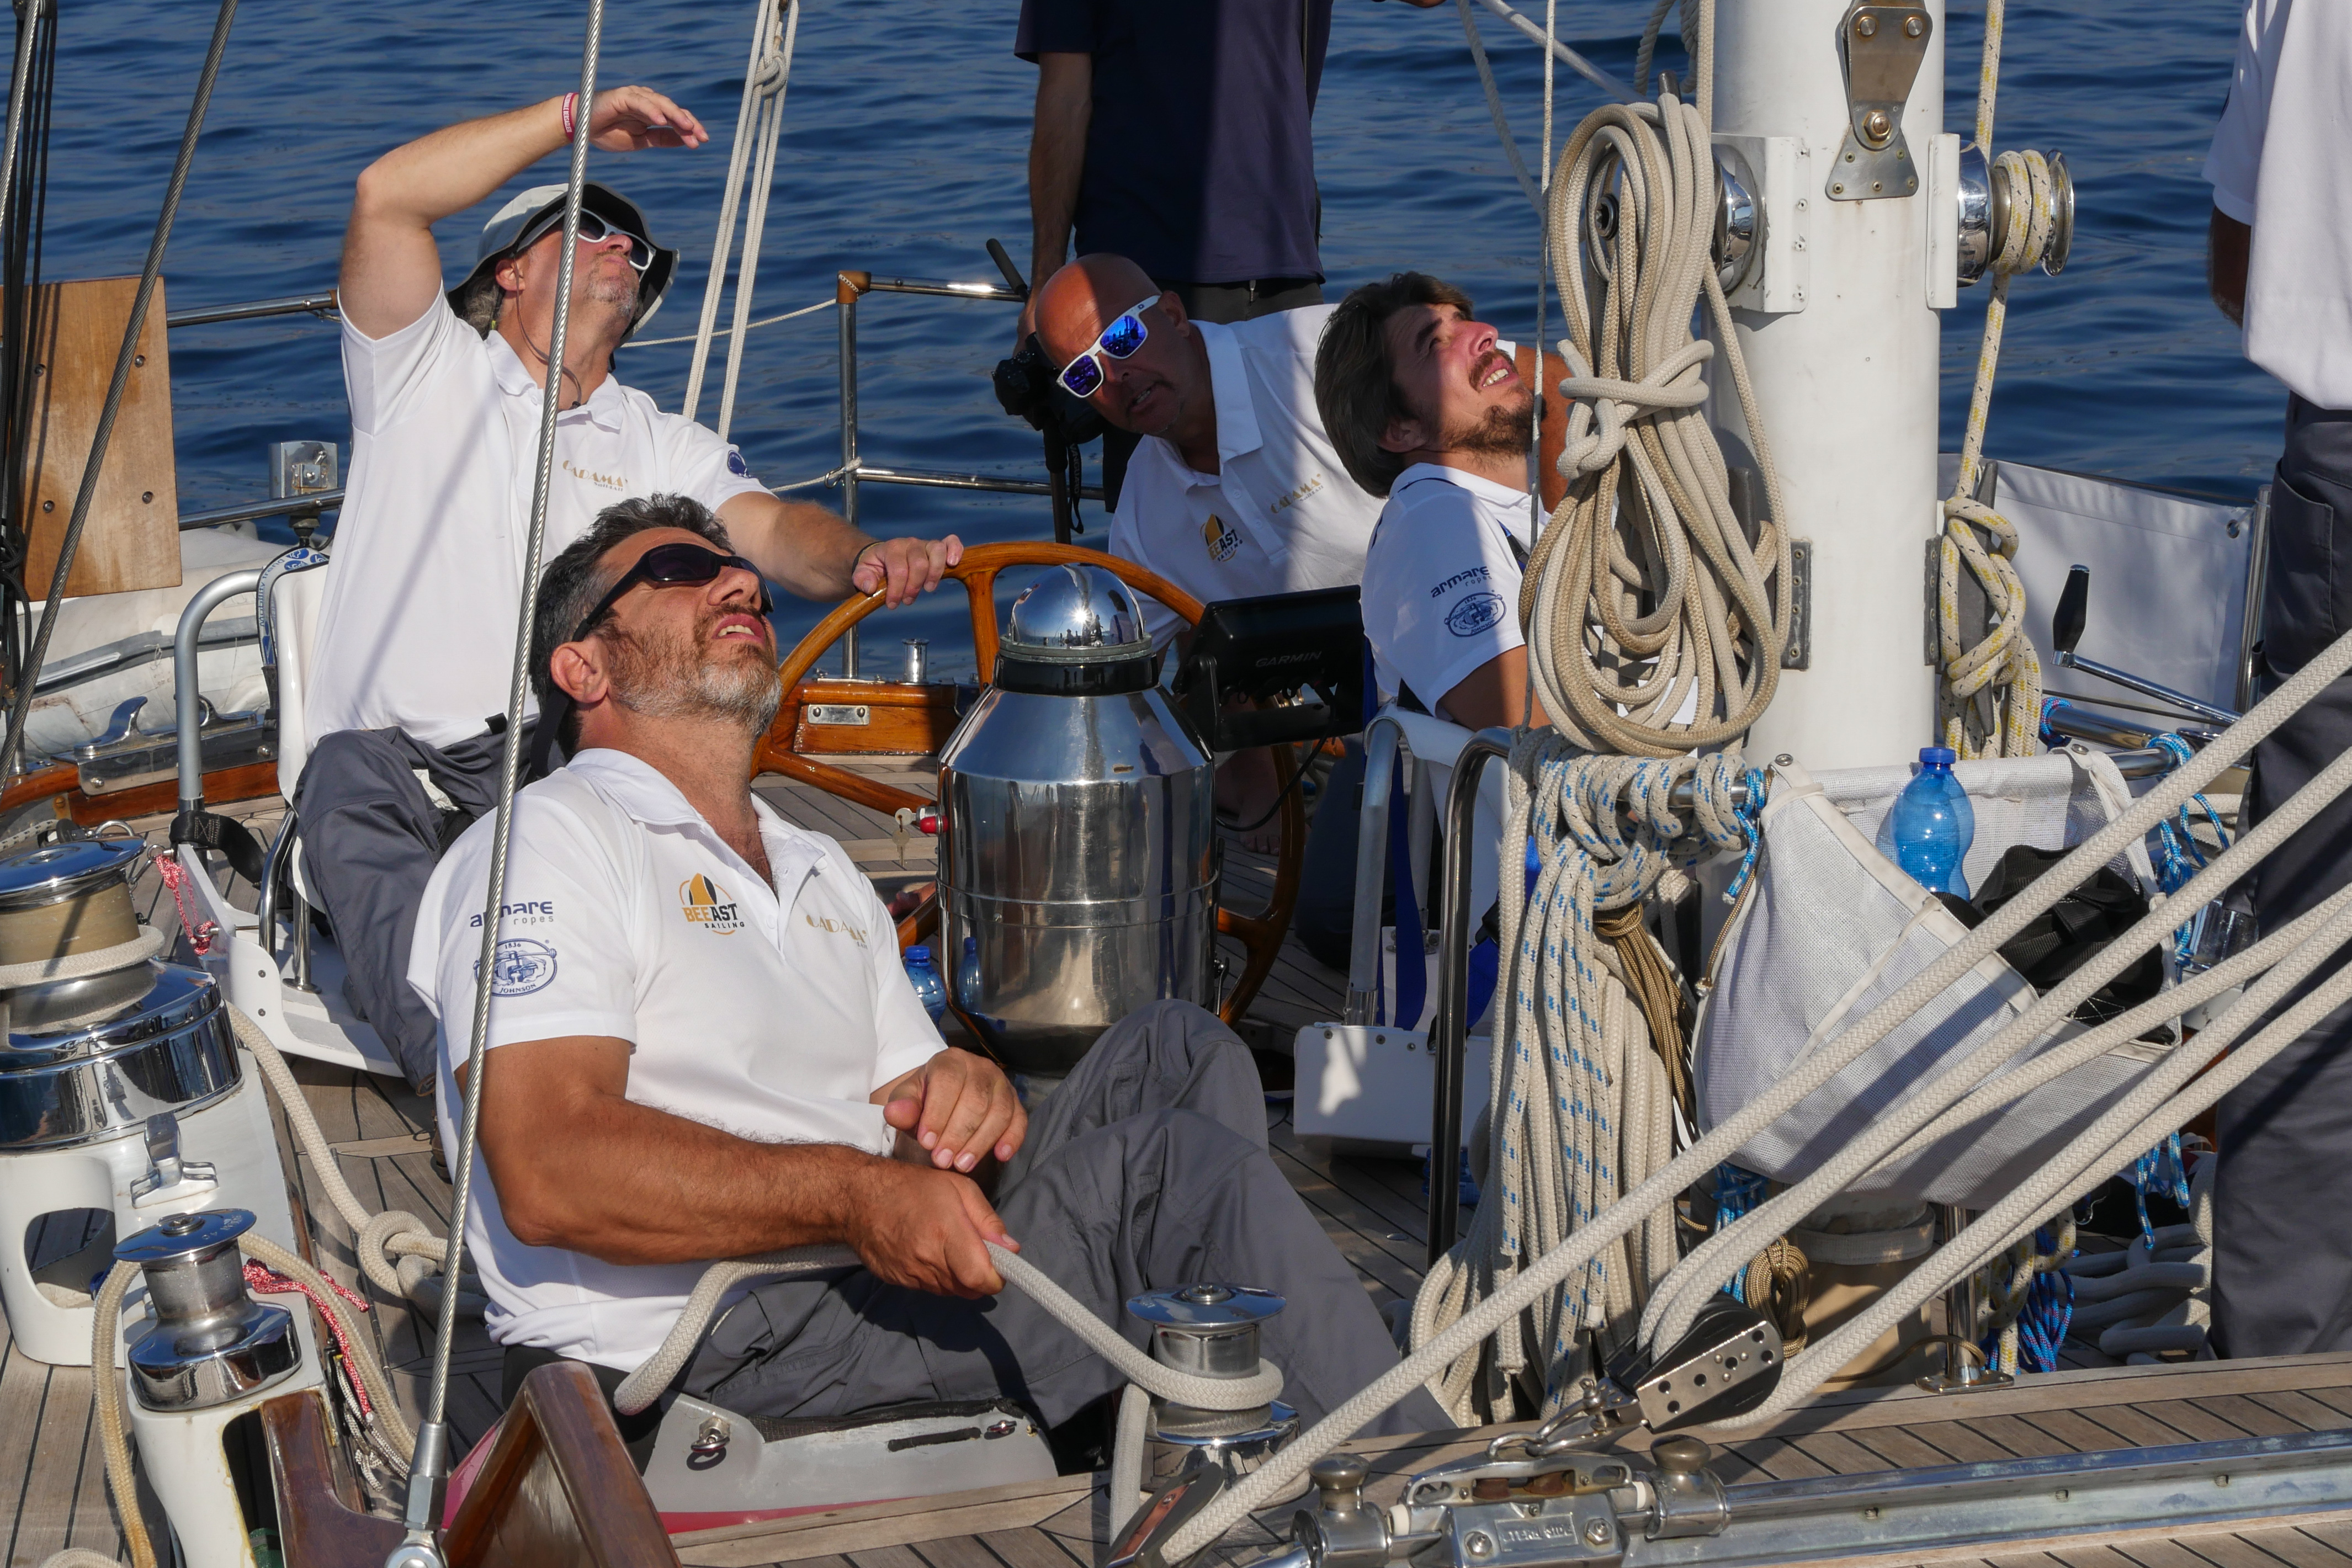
[1201,512,1242,565]
[679,873,745,934]
[479,938,558,997]
[1446,591,1507,637]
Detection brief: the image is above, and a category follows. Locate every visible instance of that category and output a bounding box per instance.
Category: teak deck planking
[4,779,2349,1567]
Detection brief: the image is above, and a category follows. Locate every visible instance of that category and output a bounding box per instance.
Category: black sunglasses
[529,543,773,777]
[570,541,773,643]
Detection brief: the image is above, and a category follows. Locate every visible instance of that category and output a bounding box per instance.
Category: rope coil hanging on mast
[1939,0,2069,759]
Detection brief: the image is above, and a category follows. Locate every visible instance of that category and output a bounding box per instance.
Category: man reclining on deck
[1313,272,1545,732]
[303,86,960,1099]
[410,492,1449,1458]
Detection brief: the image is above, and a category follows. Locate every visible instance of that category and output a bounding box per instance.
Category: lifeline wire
[0,0,238,785]
[406,0,607,1539]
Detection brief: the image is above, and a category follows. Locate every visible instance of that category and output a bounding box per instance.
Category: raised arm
[717,492,964,610]
[471,1037,1012,1297]
[339,86,709,340]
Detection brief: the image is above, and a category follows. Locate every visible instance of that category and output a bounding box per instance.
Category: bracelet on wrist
[561,92,579,139]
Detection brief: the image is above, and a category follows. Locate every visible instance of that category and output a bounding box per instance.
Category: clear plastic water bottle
[903,945,948,1023]
[1891,745,1976,898]
[958,936,984,1009]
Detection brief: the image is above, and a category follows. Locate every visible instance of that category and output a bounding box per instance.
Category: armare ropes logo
[680,873,745,934]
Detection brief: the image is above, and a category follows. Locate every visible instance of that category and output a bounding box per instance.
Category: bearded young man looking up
[1314,273,1546,732]
[411,493,1447,1457]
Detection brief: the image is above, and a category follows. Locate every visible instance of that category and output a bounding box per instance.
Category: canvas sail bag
[1692,753,2172,1210]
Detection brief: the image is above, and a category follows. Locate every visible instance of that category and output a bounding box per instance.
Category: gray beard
[607,624,781,737]
[584,267,639,317]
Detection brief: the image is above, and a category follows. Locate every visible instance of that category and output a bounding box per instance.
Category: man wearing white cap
[301,85,959,1093]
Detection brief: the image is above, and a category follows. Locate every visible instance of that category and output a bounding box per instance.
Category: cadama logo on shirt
[679,873,744,934]
[1202,513,1241,564]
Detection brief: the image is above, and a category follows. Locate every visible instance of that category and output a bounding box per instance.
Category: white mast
[1710,0,1952,771]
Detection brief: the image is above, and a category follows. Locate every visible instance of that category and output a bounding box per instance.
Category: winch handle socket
[1312,1454,1368,1517]
[1651,1437,1712,1474]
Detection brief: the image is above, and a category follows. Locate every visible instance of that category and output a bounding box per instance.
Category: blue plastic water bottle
[958,936,984,1009]
[903,945,948,1023]
[1891,746,1976,898]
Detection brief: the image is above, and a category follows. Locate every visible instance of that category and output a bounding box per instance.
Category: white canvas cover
[1692,753,2170,1210]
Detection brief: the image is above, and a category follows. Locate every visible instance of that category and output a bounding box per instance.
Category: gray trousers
[293,725,520,1094]
[687,1000,1449,1437]
[2215,397,2352,1357]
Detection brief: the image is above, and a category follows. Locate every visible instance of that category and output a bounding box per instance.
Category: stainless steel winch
[0,836,238,1151]
[114,1208,299,1410]
[938,565,1216,1073]
[1128,1282,1299,1484]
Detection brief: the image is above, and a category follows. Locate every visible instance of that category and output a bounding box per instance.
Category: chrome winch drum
[938,565,1216,1074]
[1127,1282,1299,1484]
[0,838,238,1151]
[116,1208,299,1411]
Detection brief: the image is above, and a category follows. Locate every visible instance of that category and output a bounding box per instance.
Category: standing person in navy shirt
[1014,0,1440,499]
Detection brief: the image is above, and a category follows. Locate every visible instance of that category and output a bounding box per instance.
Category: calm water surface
[22,0,2267,668]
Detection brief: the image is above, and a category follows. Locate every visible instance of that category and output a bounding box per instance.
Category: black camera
[992,332,1106,449]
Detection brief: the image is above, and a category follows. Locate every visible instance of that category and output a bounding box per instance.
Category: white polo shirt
[411,748,944,1370]
[1108,306,1387,650]
[1359,463,1533,717]
[2205,0,2352,409]
[309,300,771,749]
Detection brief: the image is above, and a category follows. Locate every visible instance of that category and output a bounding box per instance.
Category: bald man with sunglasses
[299,86,963,1096]
[1033,254,1387,838]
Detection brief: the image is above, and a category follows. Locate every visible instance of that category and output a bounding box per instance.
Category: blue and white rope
[1411,731,1751,1422]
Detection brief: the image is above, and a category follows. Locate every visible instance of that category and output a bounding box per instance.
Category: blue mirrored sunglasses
[1057,294,1160,398]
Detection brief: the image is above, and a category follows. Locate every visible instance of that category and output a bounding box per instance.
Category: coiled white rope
[1937,0,2062,760]
[1160,616,2352,1564]
[231,1004,484,1321]
[1409,736,1748,1424]
[1527,63,1791,756]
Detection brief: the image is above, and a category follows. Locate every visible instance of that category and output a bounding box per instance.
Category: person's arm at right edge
[2210,208,2250,327]
[339,87,708,340]
[1018,52,1091,339]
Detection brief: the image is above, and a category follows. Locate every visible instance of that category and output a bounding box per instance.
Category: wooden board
[784,680,962,758]
[9,275,181,598]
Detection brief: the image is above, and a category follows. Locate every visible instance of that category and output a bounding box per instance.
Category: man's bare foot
[1215,747,1284,853]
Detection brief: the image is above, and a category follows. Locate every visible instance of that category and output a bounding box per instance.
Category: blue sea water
[18,0,2266,668]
